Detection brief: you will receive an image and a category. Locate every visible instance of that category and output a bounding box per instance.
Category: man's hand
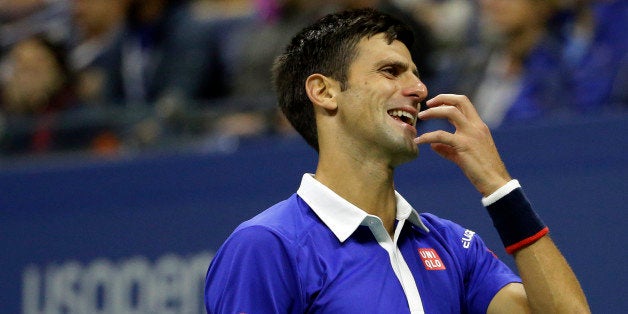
[414,94,511,196]
[416,95,591,313]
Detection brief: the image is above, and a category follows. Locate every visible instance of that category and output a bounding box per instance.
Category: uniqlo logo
[418,248,446,270]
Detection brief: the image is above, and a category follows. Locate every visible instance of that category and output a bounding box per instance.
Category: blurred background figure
[85,0,237,149]
[222,0,330,98]
[0,0,47,25]
[0,34,89,154]
[68,0,130,105]
[0,36,74,116]
[559,0,627,114]
[212,0,335,138]
[0,0,70,49]
[432,0,566,128]
[402,0,476,95]
[428,0,626,128]
[98,0,226,106]
[0,0,624,156]
[0,1,124,156]
[474,0,565,127]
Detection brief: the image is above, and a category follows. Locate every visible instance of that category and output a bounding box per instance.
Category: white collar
[296,173,429,242]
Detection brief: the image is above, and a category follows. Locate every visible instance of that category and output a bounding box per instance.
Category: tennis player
[205,8,589,313]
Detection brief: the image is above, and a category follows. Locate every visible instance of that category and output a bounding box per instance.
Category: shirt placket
[363,216,425,314]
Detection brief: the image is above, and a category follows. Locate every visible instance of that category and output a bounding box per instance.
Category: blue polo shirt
[205,174,520,313]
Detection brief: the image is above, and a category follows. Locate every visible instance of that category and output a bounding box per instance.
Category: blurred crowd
[0,0,626,157]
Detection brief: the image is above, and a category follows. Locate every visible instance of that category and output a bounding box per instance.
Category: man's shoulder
[241,193,304,225]
[232,193,319,244]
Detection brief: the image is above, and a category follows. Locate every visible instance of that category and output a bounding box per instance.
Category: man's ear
[305,74,339,111]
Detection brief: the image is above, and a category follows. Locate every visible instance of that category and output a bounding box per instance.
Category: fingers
[418,104,467,129]
[415,93,488,146]
[415,94,510,196]
[424,94,482,122]
[414,129,455,146]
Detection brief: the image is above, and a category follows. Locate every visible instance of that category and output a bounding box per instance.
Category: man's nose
[402,76,428,102]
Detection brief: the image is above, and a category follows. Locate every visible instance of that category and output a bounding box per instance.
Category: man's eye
[382,67,399,76]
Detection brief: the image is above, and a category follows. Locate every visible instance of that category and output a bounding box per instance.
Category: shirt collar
[296,173,429,242]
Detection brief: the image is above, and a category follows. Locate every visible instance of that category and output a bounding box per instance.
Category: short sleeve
[205,225,302,313]
[463,232,521,313]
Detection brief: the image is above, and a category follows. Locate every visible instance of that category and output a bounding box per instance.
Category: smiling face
[333,33,427,166]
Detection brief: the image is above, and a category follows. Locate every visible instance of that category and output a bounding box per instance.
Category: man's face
[334,33,427,166]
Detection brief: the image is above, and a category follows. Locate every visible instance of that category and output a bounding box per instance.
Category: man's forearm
[514,236,590,313]
[483,183,590,312]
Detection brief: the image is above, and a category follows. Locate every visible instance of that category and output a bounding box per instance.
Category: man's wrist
[484,183,548,254]
[482,179,521,206]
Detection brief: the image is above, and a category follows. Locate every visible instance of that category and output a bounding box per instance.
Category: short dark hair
[272,8,414,152]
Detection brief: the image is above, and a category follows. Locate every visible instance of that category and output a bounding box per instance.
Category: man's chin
[391,144,419,167]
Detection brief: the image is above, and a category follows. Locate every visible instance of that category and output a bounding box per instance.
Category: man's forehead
[354,34,416,70]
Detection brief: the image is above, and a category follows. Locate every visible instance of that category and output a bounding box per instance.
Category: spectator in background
[101,0,227,106]
[0,35,87,154]
[0,0,71,50]
[435,0,567,128]
[403,0,477,95]
[0,0,47,26]
[213,0,336,138]
[432,0,626,128]
[81,0,236,149]
[560,0,627,114]
[223,0,333,97]
[68,0,130,105]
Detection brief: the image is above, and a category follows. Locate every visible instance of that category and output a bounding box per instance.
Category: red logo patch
[418,248,446,270]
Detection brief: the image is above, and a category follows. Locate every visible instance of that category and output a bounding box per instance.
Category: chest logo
[418,248,446,270]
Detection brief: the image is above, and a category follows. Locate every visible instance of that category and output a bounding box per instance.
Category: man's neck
[315,151,398,236]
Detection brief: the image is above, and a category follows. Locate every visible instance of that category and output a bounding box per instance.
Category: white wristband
[481,179,521,207]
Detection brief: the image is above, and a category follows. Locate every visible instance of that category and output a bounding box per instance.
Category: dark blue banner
[1,115,627,313]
